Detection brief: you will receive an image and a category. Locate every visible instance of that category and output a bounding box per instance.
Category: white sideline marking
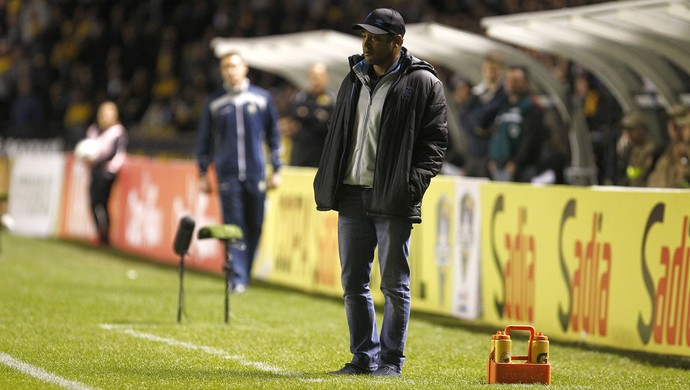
[99,324,287,375]
[0,352,95,390]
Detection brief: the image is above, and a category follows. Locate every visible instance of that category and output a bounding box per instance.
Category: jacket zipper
[371,69,405,190]
[236,100,246,181]
[352,86,375,184]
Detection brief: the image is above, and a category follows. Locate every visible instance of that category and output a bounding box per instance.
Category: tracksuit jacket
[196,81,281,180]
[313,47,448,223]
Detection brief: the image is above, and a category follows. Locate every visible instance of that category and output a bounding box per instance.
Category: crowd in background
[0,0,608,141]
[5,0,687,189]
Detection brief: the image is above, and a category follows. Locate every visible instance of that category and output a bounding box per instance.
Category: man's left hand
[268,172,282,189]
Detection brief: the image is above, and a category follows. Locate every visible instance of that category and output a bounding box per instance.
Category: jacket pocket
[408,169,424,205]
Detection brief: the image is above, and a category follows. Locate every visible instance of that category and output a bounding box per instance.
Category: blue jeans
[337,185,412,371]
[218,176,265,286]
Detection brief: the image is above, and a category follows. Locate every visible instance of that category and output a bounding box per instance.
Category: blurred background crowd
[0,0,607,142]
[6,0,688,189]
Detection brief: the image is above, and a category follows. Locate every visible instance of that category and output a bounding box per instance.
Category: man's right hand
[199,176,212,193]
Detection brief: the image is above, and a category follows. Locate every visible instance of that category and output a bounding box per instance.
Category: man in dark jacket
[314,8,447,377]
[286,62,335,167]
[459,51,507,178]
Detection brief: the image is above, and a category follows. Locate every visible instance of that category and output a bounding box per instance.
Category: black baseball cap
[352,8,405,36]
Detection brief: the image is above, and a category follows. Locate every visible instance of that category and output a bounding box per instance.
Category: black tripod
[197,224,244,324]
[173,216,195,323]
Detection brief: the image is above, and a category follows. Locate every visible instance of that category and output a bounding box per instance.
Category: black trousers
[89,168,116,244]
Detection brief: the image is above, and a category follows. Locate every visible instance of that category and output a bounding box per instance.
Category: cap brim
[352,23,388,35]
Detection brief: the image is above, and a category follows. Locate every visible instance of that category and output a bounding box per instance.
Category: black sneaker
[328,363,370,375]
[371,364,401,377]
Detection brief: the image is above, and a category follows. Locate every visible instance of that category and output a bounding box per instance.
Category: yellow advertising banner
[254,167,341,296]
[411,176,457,315]
[413,176,485,318]
[255,170,485,319]
[481,183,690,356]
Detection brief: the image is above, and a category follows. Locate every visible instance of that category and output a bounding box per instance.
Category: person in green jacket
[488,65,547,182]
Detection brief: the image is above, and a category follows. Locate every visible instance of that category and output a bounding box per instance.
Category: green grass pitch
[1,233,689,389]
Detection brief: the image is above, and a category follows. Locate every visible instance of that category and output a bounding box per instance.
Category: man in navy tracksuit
[196,51,282,294]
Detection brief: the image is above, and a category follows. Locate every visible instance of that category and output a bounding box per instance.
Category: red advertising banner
[58,155,226,274]
[59,154,98,243]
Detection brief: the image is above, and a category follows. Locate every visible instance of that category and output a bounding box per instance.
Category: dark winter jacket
[313,47,447,223]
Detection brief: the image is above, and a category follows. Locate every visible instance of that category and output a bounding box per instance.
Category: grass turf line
[1,234,690,389]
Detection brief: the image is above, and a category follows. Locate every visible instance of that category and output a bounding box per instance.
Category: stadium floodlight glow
[197,224,244,324]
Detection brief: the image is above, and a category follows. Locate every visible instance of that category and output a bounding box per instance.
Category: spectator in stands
[487,65,547,182]
[284,62,335,167]
[647,105,689,188]
[0,39,11,130]
[196,51,282,294]
[572,70,619,184]
[78,101,128,246]
[63,88,93,144]
[139,94,175,138]
[169,85,197,133]
[18,0,50,48]
[443,75,471,173]
[615,112,659,187]
[49,19,80,79]
[460,51,507,178]
[119,67,151,126]
[674,111,690,188]
[314,8,447,377]
[9,75,45,138]
[105,62,124,100]
[47,80,67,135]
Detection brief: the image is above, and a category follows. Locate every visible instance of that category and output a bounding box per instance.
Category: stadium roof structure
[211,24,570,120]
[211,24,588,180]
[481,0,690,113]
[212,29,360,94]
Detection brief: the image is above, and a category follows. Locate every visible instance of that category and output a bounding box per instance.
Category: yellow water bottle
[494,331,512,363]
[490,331,501,357]
[530,332,549,364]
